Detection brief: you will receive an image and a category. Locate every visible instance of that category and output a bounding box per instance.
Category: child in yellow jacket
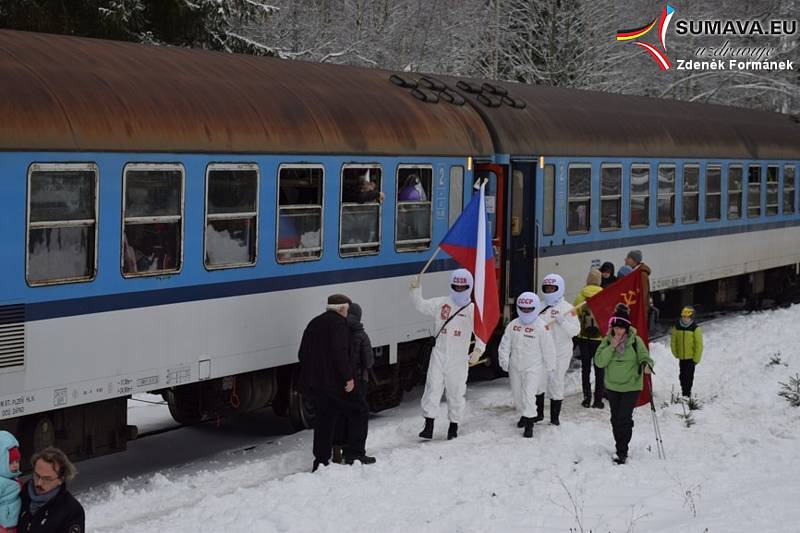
[670,306,703,398]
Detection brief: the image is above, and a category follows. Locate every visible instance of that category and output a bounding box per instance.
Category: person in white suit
[498,292,556,438]
[538,273,581,425]
[410,269,485,440]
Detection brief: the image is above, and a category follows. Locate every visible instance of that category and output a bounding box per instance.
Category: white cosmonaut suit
[498,292,556,430]
[411,269,485,432]
[540,273,581,402]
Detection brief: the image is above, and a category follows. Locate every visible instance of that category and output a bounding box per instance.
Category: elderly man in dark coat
[299,294,374,471]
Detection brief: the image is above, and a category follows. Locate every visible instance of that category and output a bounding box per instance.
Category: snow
[79,306,800,532]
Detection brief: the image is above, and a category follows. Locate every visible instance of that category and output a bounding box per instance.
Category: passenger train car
[0,30,798,461]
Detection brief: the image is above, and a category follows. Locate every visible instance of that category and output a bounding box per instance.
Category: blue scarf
[27,481,60,515]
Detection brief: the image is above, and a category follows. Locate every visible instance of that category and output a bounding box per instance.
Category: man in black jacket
[18,447,84,533]
[299,294,374,471]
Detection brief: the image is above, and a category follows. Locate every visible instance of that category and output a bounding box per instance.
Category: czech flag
[438,182,499,343]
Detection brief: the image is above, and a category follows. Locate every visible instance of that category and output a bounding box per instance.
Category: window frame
[682,164,700,224]
[275,163,325,264]
[656,163,676,226]
[766,164,779,216]
[704,164,722,221]
[395,163,433,253]
[784,164,796,214]
[448,166,465,228]
[566,163,592,234]
[542,164,556,236]
[121,162,185,278]
[747,164,762,218]
[26,162,100,286]
[203,162,260,270]
[629,163,650,229]
[339,163,383,258]
[599,163,622,232]
[728,165,743,220]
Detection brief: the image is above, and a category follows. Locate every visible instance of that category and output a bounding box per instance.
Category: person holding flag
[593,304,654,464]
[409,180,499,440]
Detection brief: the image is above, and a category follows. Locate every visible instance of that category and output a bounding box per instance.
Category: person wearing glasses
[18,447,84,532]
[411,269,485,440]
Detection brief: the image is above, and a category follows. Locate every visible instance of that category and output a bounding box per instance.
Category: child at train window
[670,306,703,398]
[0,431,22,533]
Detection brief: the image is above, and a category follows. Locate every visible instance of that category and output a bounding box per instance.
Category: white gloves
[410,275,421,290]
[469,348,483,364]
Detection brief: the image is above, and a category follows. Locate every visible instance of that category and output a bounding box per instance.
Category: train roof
[0,30,493,156]
[0,30,797,161]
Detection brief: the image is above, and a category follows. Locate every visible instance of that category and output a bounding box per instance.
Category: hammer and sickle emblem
[620,289,638,307]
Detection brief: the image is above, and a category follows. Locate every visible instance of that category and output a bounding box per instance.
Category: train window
[784,165,796,214]
[748,165,761,218]
[705,165,722,221]
[766,165,779,216]
[277,165,324,263]
[26,163,98,285]
[682,165,699,224]
[600,165,621,231]
[511,169,524,236]
[542,165,555,236]
[630,164,650,228]
[567,164,591,234]
[448,166,465,227]
[204,164,258,269]
[657,164,675,226]
[396,165,432,252]
[122,164,183,276]
[340,164,382,256]
[728,165,743,219]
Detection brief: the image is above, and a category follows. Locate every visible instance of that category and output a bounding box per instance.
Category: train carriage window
[728,165,743,219]
[205,164,258,269]
[340,164,382,256]
[567,164,591,234]
[682,165,700,224]
[657,164,675,226]
[448,166,465,227]
[705,165,722,221]
[784,165,796,214]
[748,165,761,218]
[396,165,432,252]
[600,165,622,231]
[542,165,555,236]
[277,165,323,263]
[630,164,650,228]
[766,165,779,216]
[122,164,183,276]
[27,163,98,285]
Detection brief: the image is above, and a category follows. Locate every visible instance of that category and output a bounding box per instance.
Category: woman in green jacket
[670,306,703,398]
[594,305,654,464]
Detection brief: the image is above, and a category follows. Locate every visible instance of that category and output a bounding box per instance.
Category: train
[0,30,798,462]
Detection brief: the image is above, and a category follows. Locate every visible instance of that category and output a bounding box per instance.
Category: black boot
[345,453,377,465]
[516,416,525,428]
[613,453,627,465]
[550,400,562,426]
[533,393,545,422]
[447,422,458,440]
[581,397,591,408]
[312,459,328,472]
[419,417,434,439]
[523,417,534,438]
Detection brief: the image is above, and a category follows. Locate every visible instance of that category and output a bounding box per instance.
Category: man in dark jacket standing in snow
[18,447,84,533]
[299,294,373,471]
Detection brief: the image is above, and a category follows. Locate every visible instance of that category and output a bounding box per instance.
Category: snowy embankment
[83,306,800,532]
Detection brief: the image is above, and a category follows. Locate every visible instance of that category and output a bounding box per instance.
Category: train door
[507,162,537,306]
[474,164,505,303]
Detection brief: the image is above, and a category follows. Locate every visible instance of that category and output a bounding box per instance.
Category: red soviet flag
[584,267,651,407]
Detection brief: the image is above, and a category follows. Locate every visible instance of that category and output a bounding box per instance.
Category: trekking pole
[648,376,666,459]
[544,300,587,327]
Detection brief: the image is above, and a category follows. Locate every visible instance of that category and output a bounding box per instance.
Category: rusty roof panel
[0,30,493,156]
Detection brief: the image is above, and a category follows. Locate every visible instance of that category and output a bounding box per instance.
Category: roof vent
[477,93,502,107]
[411,88,440,103]
[502,95,527,109]
[456,80,482,93]
[481,83,508,96]
[439,89,465,106]
[419,77,446,91]
[390,74,418,89]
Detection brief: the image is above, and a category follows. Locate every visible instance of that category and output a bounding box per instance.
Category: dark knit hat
[609,303,631,331]
[599,261,615,274]
[327,294,352,305]
[626,250,643,264]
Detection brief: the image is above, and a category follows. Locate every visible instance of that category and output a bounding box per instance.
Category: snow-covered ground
[79,306,800,532]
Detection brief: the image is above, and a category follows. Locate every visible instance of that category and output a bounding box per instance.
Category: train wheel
[165,384,204,425]
[287,368,315,431]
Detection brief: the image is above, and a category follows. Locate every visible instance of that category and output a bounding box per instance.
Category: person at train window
[0,431,22,533]
[410,269,485,440]
[332,302,376,465]
[355,171,384,204]
[498,292,556,438]
[573,268,605,408]
[397,173,430,245]
[299,294,374,471]
[593,304,654,465]
[18,447,85,533]
[599,262,617,288]
[670,306,703,398]
[537,274,581,426]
